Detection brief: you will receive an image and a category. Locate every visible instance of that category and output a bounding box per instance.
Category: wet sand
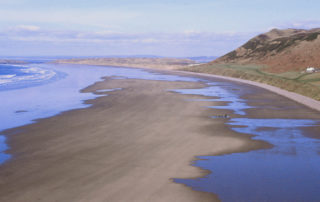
[0,78,268,202]
[2,64,320,202]
[174,70,320,112]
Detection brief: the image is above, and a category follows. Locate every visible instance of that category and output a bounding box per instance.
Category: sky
[1,0,320,57]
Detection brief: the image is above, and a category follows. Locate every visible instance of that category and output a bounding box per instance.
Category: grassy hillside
[186,28,320,101]
[181,63,320,101]
[214,28,320,73]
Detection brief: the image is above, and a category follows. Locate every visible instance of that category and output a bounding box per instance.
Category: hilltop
[182,28,320,100]
[214,28,320,72]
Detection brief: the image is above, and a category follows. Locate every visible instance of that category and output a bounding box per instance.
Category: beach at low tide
[1,63,320,202]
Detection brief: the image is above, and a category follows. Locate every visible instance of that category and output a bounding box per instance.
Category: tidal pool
[171,81,253,115]
[174,82,320,202]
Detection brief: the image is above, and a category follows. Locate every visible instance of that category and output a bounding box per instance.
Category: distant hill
[187,56,218,63]
[54,57,197,70]
[214,28,320,72]
[0,59,28,65]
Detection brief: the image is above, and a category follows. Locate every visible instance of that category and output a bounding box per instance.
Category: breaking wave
[0,64,63,90]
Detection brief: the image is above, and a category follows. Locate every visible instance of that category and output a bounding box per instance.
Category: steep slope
[214,28,320,72]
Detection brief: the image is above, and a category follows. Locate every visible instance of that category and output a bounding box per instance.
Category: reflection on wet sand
[173,81,320,202]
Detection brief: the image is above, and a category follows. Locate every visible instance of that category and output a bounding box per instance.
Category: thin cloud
[12,25,41,31]
[0,26,253,43]
[0,26,255,56]
[0,9,140,29]
[276,20,320,30]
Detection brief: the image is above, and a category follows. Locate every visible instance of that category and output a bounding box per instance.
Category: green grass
[298,72,320,81]
[180,63,320,101]
[311,81,320,87]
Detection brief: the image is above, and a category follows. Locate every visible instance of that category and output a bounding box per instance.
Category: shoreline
[174,70,320,112]
[124,64,320,112]
[1,77,269,202]
[1,64,319,201]
[54,61,320,112]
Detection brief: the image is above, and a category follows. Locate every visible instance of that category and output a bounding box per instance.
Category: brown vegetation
[214,28,320,73]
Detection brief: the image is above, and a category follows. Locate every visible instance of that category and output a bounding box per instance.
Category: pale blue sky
[1,0,320,57]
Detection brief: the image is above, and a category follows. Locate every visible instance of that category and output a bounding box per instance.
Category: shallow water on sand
[173,81,320,202]
[172,81,253,115]
[0,63,200,164]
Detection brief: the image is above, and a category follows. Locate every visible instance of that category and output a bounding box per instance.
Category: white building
[306,67,316,73]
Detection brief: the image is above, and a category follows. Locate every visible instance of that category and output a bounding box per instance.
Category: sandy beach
[0,77,270,202]
[1,67,319,202]
[2,0,320,201]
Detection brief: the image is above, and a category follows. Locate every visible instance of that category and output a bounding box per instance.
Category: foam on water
[0,74,16,79]
[0,64,61,91]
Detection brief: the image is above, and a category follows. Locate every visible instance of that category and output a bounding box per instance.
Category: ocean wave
[0,74,16,79]
[0,65,59,90]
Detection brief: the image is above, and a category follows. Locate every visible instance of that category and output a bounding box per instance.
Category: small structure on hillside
[306,67,315,73]
[305,67,320,73]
